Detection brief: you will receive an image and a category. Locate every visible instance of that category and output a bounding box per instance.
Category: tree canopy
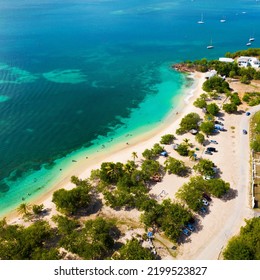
[223,217,260,260]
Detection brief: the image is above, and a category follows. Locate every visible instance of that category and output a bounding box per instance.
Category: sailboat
[249,36,255,42]
[207,38,214,49]
[198,13,204,24]
[220,16,226,23]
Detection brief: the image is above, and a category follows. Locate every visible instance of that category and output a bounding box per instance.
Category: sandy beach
[4,71,258,260]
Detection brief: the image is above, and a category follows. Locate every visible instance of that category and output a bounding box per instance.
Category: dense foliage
[164,157,188,176]
[251,111,260,152]
[199,121,215,135]
[59,218,116,260]
[206,103,220,116]
[141,199,193,242]
[175,143,190,156]
[0,219,60,260]
[193,159,215,177]
[52,177,93,215]
[243,92,260,106]
[114,238,156,260]
[160,134,175,145]
[223,217,260,260]
[195,132,205,144]
[202,76,230,93]
[176,176,230,211]
[176,113,201,134]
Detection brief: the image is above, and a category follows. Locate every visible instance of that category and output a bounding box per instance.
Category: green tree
[206,178,230,197]
[223,218,260,260]
[230,92,242,106]
[99,162,124,184]
[132,152,138,162]
[52,215,79,235]
[142,149,154,160]
[160,134,175,145]
[152,143,165,156]
[141,159,161,180]
[193,97,207,109]
[193,159,215,177]
[52,182,92,215]
[17,203,31,217]
[176,143,189,156]
[200,121,215,135]
[202,76,230,93]
[195,133,205,144]
[223,102,238,114]
[164,157,188,176]
[32,204,44,215]
[206,103,220,116]
[177,113,201,134]
[59,218,116,260]
[114,238,155,260]
[176,176,206,211]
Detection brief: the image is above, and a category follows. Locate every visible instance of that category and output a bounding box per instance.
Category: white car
[202,198,209,206]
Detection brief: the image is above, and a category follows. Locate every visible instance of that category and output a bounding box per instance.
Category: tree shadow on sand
[221,188,238,202]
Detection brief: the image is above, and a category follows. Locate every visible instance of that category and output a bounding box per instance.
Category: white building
[237,56,260,68]
[205,69,217,79]
[219,57,234,63]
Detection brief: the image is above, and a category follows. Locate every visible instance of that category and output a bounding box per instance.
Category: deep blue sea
[0,0,260,216]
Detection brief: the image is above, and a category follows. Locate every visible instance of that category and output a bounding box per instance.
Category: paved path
[194,105,260,260]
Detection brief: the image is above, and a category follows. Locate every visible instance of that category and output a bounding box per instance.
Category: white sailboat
[246,42,252,46]
[249,36,255,42]
[198,13,204,24]
[207,38,214,49]
[220,16,226,23]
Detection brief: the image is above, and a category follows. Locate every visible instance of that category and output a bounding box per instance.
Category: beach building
[237,56,260,68]
[205,69,217,79]
[219,57,234,63]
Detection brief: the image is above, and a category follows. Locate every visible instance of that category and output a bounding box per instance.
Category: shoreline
[3,71,205,223]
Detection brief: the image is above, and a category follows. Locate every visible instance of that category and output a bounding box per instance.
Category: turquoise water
[0,0,260,216]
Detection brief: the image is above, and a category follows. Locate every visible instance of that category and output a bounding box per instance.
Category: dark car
[243,129,247,135]
[204,150,212,155]
[186,223,195,232]
[207,147,217,152]
[246,112,251,116]
[199,206,207,214]
[182,228,191,236]
[215,121,224,126]
[210,140,218,144]
[203,193,212,202]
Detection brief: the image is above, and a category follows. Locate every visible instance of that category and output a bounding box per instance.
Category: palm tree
[183,138,192,147]
[132,151,138,162]
[17,202,31,216]
[188,150,196,161]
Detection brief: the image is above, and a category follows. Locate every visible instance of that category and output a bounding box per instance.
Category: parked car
[215,121,224,126]
[186,223,195,232]
[210,140,218,144]
[246,112,251,116]
[243,129,247,135]
[182,228,190,236]
[199,206,207,214]
[204,150,213,155]
[202,198,209,206]
[203,193,212,201]
[218,117,224,121]
[207,147,217,152]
